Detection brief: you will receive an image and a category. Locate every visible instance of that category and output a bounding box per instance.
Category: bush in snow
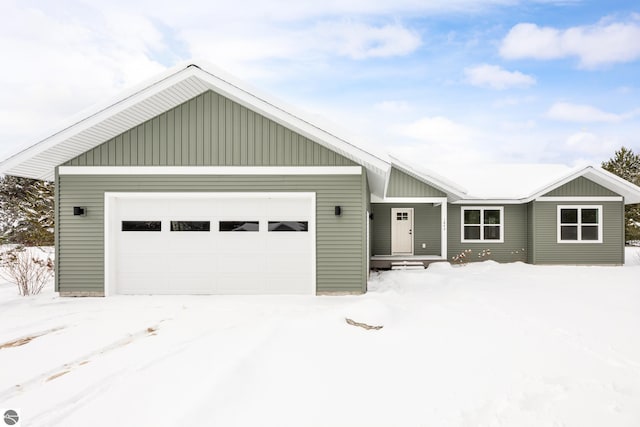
[0,247,54,296]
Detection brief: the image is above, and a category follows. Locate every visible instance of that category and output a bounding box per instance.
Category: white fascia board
[59,166,362,175]
[536,196,623,202]
[452,199,526,205]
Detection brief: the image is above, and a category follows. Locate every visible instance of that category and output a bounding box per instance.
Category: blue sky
[1,0,639,168]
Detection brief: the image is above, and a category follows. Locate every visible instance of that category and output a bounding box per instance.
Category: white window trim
[557,205,603,244]
[461,206,504,243]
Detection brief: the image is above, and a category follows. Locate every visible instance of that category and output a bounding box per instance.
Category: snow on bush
[0,246,54,296]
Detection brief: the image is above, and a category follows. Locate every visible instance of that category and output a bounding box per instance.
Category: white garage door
[107,193,315,295]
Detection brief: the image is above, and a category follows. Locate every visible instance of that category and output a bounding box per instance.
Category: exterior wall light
[334,206,342,216]
[73,206,86,216]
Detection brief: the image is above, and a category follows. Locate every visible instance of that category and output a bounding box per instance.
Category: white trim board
[60,166,362,176]
[536,196,622,202]
[370,196,448,204]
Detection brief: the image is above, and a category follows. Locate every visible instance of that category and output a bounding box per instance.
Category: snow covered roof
[1,60,639,204]
[414,162,640,204]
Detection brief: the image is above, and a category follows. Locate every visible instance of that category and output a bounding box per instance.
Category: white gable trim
[0,62,388,192]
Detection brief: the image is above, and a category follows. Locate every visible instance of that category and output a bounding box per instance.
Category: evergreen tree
[602,147,640,242]
[0,176,54,245]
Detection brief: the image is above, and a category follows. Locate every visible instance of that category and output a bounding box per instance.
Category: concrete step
[390,261,425,270]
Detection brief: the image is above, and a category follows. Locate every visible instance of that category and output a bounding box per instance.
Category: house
[1,61,639,297]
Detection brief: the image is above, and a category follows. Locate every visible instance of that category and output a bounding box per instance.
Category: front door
[391,208,413,255]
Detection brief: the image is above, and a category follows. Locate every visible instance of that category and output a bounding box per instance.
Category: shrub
[0,247,54,296]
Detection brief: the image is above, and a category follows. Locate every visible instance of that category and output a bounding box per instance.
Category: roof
[0,60,389,194]
[2,60,640,204]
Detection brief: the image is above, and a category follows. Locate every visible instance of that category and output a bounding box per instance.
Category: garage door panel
[112,193,314,295]
[215,254,266,273]
[117,272,169,294]
[163,273,215,293]
[263,274,310,294]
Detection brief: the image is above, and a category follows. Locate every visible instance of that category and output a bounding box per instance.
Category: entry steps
[390,260,425,270]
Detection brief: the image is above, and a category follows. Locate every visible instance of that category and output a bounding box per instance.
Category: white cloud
[373,100,412,113]
[565,131,618,157]
[500,18,640,68]
[465,64,536,90]
[400,116,473,145]
[546,102,638,123]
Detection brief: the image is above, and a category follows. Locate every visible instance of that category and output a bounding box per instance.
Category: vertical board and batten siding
[543,176,618,197]
[57,174,365,294]
[370,203,442,256]
[386,168,446,197]
[64,91,356,168]
[447,204,529,263]
[530,201,624,265]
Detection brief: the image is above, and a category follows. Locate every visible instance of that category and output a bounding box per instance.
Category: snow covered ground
[1,248,639,427]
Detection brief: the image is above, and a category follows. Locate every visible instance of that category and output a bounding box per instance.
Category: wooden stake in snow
[345,318,383,330]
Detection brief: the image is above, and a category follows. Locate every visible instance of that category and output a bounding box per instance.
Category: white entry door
[391,208,413,255]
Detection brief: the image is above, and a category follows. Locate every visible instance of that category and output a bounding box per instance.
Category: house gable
[386,167,447,198]
[542,176,619,197]
[64,91,356,168]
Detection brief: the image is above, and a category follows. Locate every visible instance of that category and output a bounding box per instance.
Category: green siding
[64,91,356,168]
[386,168,446,197]
[544,176,617,197]
[371,203,441,256]
[447,204,529,263]
[530,201,624,264]
[57,174,365,294]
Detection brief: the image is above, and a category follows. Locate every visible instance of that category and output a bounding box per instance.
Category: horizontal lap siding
[447,204,528,263]
[64,91,356,168]
[371,203,441,256]
[58,174,365,294]
[531,201,624,264]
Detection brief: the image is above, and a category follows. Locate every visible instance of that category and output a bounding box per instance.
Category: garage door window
[219,221,259,232]
[122,221,161,231]
[170,221,210,232]
[268,221,308,232]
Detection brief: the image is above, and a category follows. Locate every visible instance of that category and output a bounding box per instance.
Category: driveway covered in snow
[1,248,639,426]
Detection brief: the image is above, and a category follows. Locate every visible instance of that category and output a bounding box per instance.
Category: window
[170,221,210,232]
[461,207,504,242]
[268,221,308,232]
[122,221,161,232]
[557,206,602,243]
[396,212,409,221]
[219,221,259,232]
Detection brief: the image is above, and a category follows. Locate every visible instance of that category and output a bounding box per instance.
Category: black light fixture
[73,206,86,216]
[334,206,342,216]
[369,213,374,220]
